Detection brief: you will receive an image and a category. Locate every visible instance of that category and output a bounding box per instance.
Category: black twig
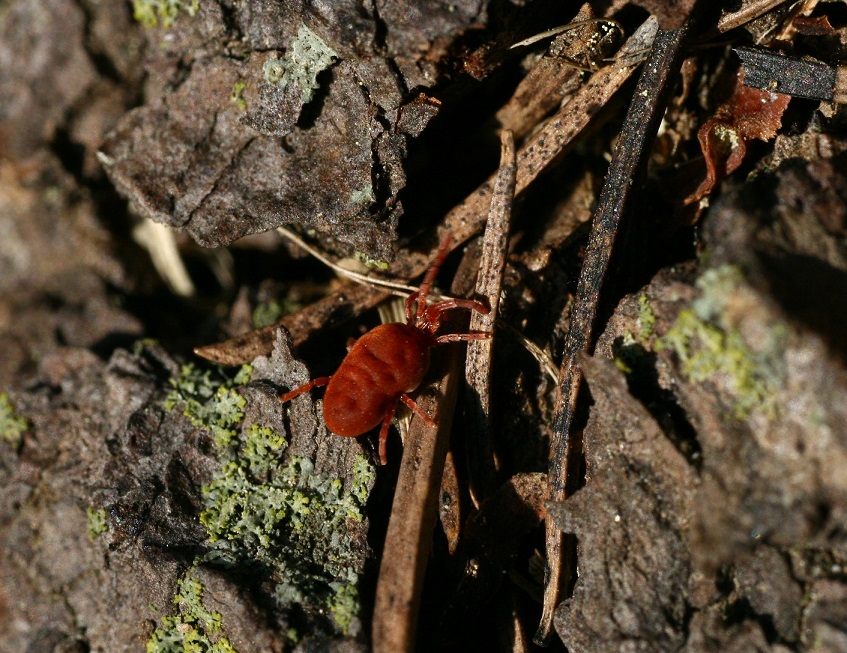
[537,11,704,644]
[736,46,847,103]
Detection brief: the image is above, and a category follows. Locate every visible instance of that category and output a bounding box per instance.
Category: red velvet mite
[279,235,489,464]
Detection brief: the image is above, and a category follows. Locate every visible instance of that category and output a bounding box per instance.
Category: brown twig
[194,284,390,365]
[716,0,790,33]
[195,18,656,366]
[372,152,513,650]
[537,9,704,644]
[371,309,469,653]
[464,130,516,508]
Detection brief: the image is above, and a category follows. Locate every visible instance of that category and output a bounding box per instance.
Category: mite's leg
[427,298,489,317]
[414,233,453,322]
[377,403,397,466]
[405,291,420,323]
[399,394,436,427]
[279,376,332,403]
[422,298,490,332]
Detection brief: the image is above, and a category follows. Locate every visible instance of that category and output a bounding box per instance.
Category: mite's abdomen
[323,323,430,436]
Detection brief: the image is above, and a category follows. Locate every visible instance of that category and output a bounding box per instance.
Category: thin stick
[464,130,516,508]
[538,11,703,644]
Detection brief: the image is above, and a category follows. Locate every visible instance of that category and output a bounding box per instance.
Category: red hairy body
[323,323,431,436]
[279,233,490,464]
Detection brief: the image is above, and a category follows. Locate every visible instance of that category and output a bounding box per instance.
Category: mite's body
[279,234,489,464]
[323,323,430,436]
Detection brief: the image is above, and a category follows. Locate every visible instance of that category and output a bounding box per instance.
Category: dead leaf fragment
[686,70,791,204]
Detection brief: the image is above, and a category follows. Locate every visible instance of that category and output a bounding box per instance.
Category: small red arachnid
[279,234,490,465]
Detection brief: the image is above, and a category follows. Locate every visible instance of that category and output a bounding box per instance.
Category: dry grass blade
[277,227,420,297]
[774,0,820,42]
[464,130,516,508]
[132,218,196,297]
[498,323,559,383]
[538,11,703,645]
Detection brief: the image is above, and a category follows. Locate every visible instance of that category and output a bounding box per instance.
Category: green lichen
[165,360,372,634]
[353,251,389,270]
[659,265,780,418]
[147,570,238,653]
[614,356,633,374]
[637,293,656,340]
[133,338,160,356]
[252,300,283,328]
[328,582,359,635]
[132,0,199,28]
[348,453,376,511]
[165,363,252,448]
[263,25,338,104]
[200,446,373,584]
[691,265,745,320]
[350,184,376,207]
[200,414,373,632]
[262,57,285,84]
[0,392,29,447]
[241,424,287,478]
[86,507,108,541]
[173,574,223,636]
[662,310,773,417]
[229,81,247,111]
